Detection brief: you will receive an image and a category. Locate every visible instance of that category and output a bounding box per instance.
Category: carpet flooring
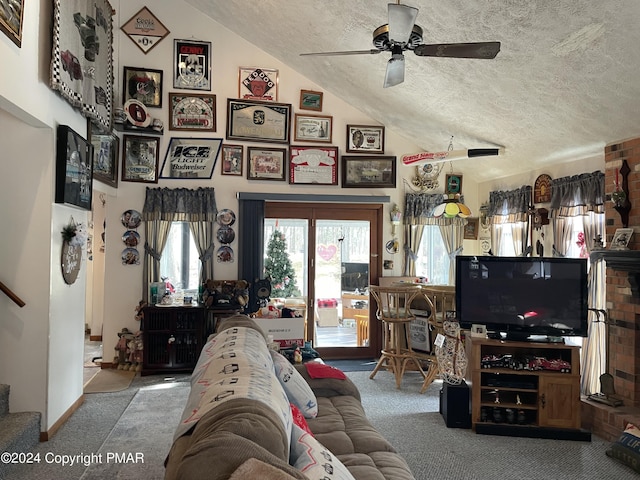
[80,382,190,479]
[5,369,635,479]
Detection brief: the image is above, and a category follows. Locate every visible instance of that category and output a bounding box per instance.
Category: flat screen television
[455,255,588,340]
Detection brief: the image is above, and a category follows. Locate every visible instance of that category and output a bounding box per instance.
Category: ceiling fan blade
[388,3,419,44]
[384,53,405,88]
[300,49,382,57]
[414,41,501,59]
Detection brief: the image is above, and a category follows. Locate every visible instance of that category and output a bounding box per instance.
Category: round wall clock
[533,174,552,203]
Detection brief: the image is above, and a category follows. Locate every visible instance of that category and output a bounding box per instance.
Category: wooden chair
[368,284,435,389]
[354,314,369,346]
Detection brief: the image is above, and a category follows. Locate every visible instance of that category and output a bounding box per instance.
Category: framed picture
[160,137,223,179]
[50,0,114,130]
[55,125,93,210]
[289,146,338,185]
[294,114,332,143]
[341,156,396,188]
[173,39,211,90]
[464,218,479,240]
[226,98,292,144]
[168,93,216,131]
[0,0,24,47]
[611,228,634,250]
[120,7,170,55]
[247,147,287,181]
[89,122,119,188]
[123,66,163,108]
[121,135,160,183]
[299,90,323,111]
[445,173,463,194]
[238,67,278,101]
[346,125,385,154]
[220,144,244,176]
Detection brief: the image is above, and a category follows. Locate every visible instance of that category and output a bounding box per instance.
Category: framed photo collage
[69,7,393,188]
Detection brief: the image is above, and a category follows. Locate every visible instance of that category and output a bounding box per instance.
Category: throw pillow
[271,350,318,418]
[290,424,356,480]
[290,403,313,436]
[607,422,640,473]
[305,362,347,380]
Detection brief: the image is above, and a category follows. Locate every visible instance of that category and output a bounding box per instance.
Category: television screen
[455,256,588,339]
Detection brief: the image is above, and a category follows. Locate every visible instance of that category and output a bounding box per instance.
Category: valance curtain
[488,185,531,223]
[488,185,531,256]
[142,187,217,301]
[550,171,605,218]
[403,192,466,277]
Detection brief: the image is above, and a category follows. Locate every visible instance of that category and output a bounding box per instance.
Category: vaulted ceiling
[184,0,640,182]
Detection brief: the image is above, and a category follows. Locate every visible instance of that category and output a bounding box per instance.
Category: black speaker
[440,381,471,428]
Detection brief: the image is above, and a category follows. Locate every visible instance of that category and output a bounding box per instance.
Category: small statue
[593,234,604,250]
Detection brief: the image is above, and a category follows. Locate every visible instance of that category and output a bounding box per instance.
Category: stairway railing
[0,281,25,307]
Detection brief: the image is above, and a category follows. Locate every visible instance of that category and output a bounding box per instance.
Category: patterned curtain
[548,171,605,395]
[142,187,217,301]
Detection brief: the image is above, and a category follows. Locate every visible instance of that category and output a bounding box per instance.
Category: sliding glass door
[265,202,382,359]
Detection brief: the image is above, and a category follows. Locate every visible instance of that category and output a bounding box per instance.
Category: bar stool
[413,285,456,392]
[368,284,435,389]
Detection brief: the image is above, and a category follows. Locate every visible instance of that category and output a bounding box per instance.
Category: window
[415,226,450,285]
[160,222,200,292]
[494,223,517,257]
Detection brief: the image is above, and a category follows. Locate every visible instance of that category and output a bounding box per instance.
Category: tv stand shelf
[468,336,590,440]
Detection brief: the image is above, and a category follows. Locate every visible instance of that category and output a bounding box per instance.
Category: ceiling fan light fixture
[384,53,405,88]
[387,3,419,44]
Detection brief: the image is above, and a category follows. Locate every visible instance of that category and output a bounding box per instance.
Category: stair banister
[0,281,25,307]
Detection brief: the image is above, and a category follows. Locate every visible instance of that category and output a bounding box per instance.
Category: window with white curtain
[415,225,450,284]
[160,222,200,292]
[493,223,517,256]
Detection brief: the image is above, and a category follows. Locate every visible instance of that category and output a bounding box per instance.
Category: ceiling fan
[300,2,501,88]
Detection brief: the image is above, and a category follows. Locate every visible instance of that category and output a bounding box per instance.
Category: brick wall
[583,138,640,441]
[603,138,640,407]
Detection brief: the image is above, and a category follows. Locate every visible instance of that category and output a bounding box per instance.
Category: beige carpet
[83,369,136,393]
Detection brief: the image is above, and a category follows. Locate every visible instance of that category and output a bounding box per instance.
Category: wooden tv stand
[468,336,590,440]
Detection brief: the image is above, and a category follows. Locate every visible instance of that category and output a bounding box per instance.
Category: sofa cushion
[607,422,640,473]
[173,326,292,444]
[271,350,318,418]
[166,398,307,480]
[290,424,356,480]
[305,396,414,480]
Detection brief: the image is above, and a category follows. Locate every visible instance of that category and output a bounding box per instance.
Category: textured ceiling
[184,0,640,182]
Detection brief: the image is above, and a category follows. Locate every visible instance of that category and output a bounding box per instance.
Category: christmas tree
[264,229,301,298]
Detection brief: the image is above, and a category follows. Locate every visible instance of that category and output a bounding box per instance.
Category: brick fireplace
[581,137,640,441]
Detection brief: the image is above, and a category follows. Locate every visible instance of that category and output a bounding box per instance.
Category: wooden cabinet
[141,306,205,376]
[468,336,588,439]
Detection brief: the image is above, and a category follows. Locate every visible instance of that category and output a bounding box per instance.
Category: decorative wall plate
[122,230,140,246]
[216,209,236,226]
[121,209,142,229]
[122,247,140,265]
[216,226,235,244]
[216,246,234,262]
